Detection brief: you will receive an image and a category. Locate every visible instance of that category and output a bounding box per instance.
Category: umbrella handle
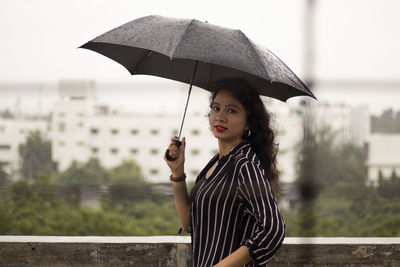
[165,140,182,161]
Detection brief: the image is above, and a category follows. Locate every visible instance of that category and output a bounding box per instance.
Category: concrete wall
[1,236,399,266]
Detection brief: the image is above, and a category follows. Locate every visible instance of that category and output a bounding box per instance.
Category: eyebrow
[212,101,241,109]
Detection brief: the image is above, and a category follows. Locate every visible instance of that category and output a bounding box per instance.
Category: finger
[168,140,180,149]
[168,143,176,151]
[168,143,179,153]
[180,137,186,154]
[167,149,177,159]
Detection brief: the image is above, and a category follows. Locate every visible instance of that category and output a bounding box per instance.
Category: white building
[266,98,371,184]
[366,133,400,185]
[312,102,370,147]
[51,80,217,182]
[266,99,304,184]
[51,80,97,172]
[1,80,373,185]
[0,117,48,179]
[51,81,307,183]
[51,81,372,184]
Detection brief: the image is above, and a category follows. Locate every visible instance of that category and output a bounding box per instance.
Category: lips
[215,125,227,133]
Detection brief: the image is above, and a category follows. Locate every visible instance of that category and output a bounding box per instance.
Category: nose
[215,112,226,122]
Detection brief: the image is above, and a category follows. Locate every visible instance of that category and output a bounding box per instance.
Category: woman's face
[209,90,249,143]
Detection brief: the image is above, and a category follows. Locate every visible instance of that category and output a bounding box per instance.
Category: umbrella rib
[266,49,313,94]
[240,32,312,96]
[210,63,213,82]
[132,50,153,73]
[238,30,271,81]
[169,19,196,59]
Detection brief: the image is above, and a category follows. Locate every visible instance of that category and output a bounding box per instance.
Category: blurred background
[0,0,399,236]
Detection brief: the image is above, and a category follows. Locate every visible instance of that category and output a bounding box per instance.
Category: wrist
[170,173,186,182]
[171,169,184,177]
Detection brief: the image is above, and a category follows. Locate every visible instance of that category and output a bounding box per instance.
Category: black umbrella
[80,15,316,160]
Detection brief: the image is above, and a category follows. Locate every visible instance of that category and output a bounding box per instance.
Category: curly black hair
[210,78,279,197]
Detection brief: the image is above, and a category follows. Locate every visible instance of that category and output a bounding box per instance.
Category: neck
[218,138,243,159]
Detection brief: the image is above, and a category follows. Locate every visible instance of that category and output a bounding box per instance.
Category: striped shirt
[189,141,285,267]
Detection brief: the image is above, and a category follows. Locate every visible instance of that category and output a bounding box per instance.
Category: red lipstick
[215,125,227,133]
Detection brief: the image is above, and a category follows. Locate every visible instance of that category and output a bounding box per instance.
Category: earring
[243,129,251,138]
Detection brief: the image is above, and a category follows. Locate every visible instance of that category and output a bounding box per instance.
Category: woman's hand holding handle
[164,137,186,177]
[165,139,182,161]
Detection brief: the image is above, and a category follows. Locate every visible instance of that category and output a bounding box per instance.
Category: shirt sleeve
[237,161,285,266]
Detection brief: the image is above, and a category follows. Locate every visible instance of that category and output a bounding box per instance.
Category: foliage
[284,125,400,237]
[18,130,56,181]
[0,152,180,235]
[296,126,366,194]
[0,109,14,119]
[58,158,146,187]
[107,159,145,185]
[371,108,400,133]
[0,161,9,186]
[4,123,399,237]
[0,179,180,236]
[59,158,109,186]
[377,171,400,199]
[285,179,400,237]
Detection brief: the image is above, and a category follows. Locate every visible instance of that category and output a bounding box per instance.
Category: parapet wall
[1,236,399,266]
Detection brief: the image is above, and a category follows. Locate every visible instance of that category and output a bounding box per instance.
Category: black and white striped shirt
[189,141,285,266]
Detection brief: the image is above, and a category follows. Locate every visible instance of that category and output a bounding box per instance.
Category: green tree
[377,170,400,199]
[371,108,400,133]
[18,130,56,181]
[285,181,400,237]
[0,161,9,186]
[294,114,319,238]
[0,179,180,236]
[284,124,400,237]
[0,154,183,236]
[59,158,109,186]
[108,159,145,185]
[0,109,14,119]
[296,126,366,193]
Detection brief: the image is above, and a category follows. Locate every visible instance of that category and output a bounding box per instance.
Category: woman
[165,78,285,267]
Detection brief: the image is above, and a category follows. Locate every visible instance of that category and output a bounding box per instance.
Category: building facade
[1,80,372,185]
[51,80,217,182]
[51,84,308,183]
[366,133,400,185]
[312,102,370,147]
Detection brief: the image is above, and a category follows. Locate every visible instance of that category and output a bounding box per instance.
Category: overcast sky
[0,0,399,114]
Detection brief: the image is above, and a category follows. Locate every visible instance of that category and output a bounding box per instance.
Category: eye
[228,109,237,113]
[211,105,220,111]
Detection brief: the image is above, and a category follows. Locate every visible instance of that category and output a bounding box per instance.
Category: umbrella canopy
[80,15,316,160]
[80,15,315,102]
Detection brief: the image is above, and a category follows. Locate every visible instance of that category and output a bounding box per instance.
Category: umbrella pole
[177,60,199,139]
[165,60,198,161]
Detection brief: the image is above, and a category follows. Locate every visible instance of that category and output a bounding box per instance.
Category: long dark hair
[210,78,279,197]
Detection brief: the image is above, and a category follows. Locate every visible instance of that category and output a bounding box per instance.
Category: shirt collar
[219,140,250,163]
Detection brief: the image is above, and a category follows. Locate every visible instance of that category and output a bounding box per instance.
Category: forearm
[165,137,190,231]
[172,179,191,231]
[213,246,252,267]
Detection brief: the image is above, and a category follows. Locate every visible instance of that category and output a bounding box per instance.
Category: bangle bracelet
[170,173,186,182]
